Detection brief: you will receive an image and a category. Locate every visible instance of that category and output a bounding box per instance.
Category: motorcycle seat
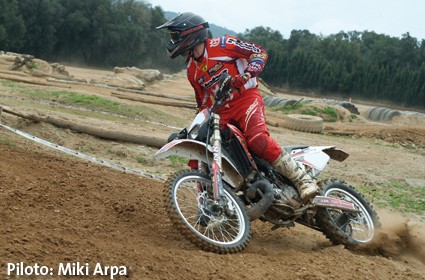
[284,145,309,154]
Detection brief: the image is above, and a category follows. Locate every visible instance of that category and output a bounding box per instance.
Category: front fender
[156,139,244,188]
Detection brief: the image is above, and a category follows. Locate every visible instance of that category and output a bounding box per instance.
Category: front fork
[195,113,225,212]
[209,112,224,203]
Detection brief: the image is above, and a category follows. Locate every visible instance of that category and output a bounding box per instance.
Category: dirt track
[0,64,425,279]
[1,131,425,280]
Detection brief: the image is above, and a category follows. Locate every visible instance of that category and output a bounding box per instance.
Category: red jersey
[187,35,268,109]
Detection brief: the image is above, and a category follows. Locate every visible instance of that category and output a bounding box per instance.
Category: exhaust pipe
[246,180,274,221]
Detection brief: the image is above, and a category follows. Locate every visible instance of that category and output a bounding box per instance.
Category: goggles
[170,31,181,44]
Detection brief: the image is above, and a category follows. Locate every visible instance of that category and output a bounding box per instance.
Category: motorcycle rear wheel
[316,179,380,248]
[164,170,251,254]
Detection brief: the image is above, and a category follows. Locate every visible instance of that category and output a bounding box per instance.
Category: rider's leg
[271,149,319,202]
[223,91,319,202]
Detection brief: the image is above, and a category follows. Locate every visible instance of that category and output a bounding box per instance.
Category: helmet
[156,12,209,59]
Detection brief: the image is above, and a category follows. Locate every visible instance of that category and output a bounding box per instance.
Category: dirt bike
[156,75,380,254]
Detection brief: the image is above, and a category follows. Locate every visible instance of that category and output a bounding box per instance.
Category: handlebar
[212,74,233,111]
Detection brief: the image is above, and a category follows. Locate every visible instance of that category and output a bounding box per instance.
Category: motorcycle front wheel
[164,170,251,254]
[316,179,380,248]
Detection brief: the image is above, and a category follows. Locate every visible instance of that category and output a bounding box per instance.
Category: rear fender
[290,146,349,173]
[156,139,244,188]
[322,147,349,162]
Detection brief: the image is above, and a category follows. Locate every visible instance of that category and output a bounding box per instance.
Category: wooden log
[0,106,167,148]
[111,91,195,109]
[116,87,194,101]
[0,68,73,82]
[0,73,49,86]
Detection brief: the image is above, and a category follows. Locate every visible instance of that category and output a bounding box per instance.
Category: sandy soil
[0,64,425,279]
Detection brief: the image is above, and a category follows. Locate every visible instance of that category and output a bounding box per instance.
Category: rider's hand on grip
[219,74,232,94]
[231,73,251,89]
[216,74,232,102]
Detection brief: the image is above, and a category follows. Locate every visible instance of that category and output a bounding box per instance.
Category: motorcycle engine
[273,184,303,209]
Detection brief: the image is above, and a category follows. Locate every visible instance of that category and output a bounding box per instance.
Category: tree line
[1,0,424,108]
[241,27,425,108]
[0,0,184,71]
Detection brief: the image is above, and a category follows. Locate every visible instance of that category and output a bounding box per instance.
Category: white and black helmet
[156,12,209,59]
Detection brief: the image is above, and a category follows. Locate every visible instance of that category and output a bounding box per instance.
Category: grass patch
[11,87,122,112]
[168,155,187,167]
[275,103,303,114]
[0,138,17,147]
[0,80,186,126]
[136,157,147,164]
[301,106,338,122]
[360,181,425,214]
[275,102,339,122]
[0,79,17,88]
[51,91,124,112]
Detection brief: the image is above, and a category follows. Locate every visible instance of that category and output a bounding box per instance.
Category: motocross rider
[156,12,319,203]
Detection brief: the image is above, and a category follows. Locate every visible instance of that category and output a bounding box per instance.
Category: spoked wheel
[164,170,251,254]
[316,179,380,248]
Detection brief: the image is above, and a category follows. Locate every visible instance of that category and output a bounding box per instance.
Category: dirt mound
[360,126,425,147]
[0,52,70,79]
[0,52,152,90]
[324,122,425,148]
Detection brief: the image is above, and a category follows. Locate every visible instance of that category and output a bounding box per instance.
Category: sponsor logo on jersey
[220,36,226,48]
[210,38,220,47]
[250,53,267,60]
[250,58,265,65]
[201,63,208,72]
[248,61,262,71]
[208,62,223,76]
[204,69,229,89]
[226,37,261,53]
[198,75,206,83]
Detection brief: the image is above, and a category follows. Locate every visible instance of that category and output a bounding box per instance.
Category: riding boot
[272,150,319,202]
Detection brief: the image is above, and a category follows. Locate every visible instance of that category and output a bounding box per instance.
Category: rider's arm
[222,35,268,77]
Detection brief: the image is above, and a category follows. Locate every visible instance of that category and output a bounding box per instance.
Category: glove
[231,73,251,89]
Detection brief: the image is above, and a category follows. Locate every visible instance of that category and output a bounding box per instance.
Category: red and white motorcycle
[156,75,380,254]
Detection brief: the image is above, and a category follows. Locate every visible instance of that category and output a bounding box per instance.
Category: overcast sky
[147,0,425,41]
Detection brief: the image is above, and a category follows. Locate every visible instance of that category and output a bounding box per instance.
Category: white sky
[147,0,425,41]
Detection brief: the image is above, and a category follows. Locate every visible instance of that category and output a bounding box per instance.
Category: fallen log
[116,87,194,102]
[0,69,29,76]
[111,91,195,109]
[0,106,167,148]
[0,70,86,89]
[0,72,57,87]
[323,129,357,136]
